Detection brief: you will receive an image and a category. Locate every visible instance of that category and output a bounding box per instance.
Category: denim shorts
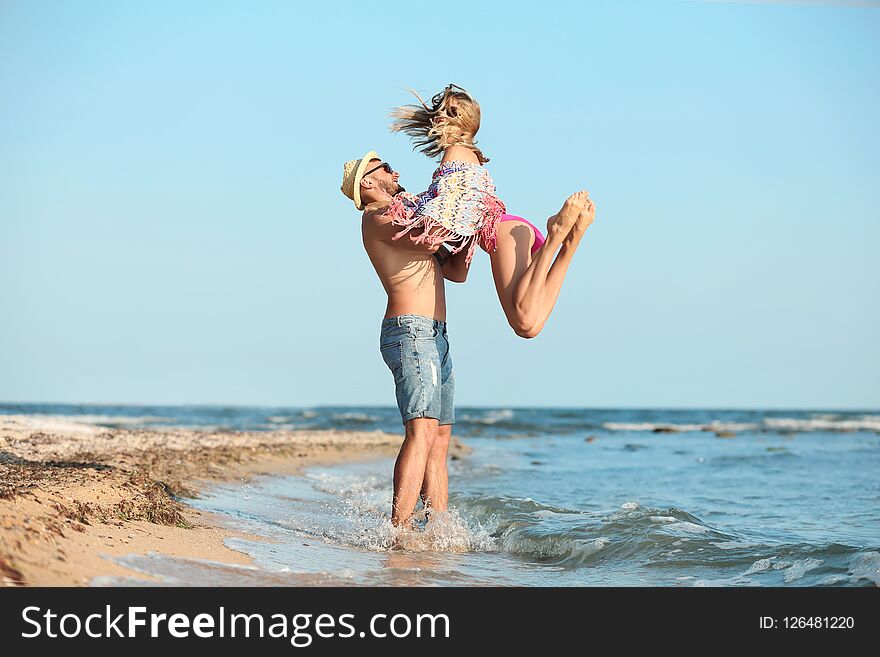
[379,314,455,425]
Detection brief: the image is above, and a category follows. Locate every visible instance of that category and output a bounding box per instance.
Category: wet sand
[0,414,469,586]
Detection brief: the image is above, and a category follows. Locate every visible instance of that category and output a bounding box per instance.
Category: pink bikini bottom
[499,214,546,254]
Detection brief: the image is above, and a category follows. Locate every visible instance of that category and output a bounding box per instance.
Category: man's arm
[362,205,440,254]
[435,242,471,283]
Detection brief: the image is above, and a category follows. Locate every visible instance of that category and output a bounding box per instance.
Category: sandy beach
[0,414,469,586]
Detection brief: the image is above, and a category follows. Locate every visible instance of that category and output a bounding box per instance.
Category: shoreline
[0,415,470,586]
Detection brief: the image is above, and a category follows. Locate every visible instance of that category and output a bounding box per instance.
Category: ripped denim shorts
[379,314,455,425]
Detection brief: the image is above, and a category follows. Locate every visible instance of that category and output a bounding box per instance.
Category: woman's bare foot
[571,195,595,236]
[547,191,589,238]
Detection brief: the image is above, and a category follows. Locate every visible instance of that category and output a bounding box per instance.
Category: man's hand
[438,242,471,283]
[433,250,451,266]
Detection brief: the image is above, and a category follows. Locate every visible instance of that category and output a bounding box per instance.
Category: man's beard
[382,181,405,195]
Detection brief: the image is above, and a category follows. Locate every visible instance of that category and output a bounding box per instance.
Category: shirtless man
[340,151,469,528]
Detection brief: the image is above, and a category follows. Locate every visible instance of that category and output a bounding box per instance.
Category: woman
[386,84,595,338]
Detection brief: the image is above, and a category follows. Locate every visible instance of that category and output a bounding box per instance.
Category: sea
[3,403,879,587]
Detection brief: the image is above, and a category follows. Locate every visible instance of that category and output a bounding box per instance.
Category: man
[340,151,468,528]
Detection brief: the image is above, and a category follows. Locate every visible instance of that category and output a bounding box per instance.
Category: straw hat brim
[352,150,379,210]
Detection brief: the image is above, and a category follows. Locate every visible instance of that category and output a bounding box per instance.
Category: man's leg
[392,417,439,527]
[420,321,454,516]
[420,423,451,514]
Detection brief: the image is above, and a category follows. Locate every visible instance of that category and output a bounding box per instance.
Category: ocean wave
[329,413,381,423]
[455,494,581,521]
[780,558,824,583]
[460,409,515,425]
[460,497,740,567]
[743,557,775,575]
[712,540,759,551]
[602,422,753,433]
[300,470,496,554]
[731,544,876,586]
[257,422,303,430]
[392,510,496,553]
[497,525,609,564]
[6,413,173,432]
[763,416,880,432]
[848,551,880,586]
[602,416,880,434]
[342,507,496,554]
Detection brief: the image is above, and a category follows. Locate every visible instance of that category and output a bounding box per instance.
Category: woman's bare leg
[489,191,590,337]
[523,196,596,335]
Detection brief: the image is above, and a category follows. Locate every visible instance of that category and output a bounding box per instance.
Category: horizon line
[1,400,878,413]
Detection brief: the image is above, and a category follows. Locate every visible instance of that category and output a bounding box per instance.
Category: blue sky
[1,0,877,409]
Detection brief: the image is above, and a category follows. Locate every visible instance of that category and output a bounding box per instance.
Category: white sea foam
[4,414,170,434]
[462,409,515,425]
[304,468,495,554]
[663,521,709,535]
[621,501,641,510]
[259,423,300,430]
[498,529,604,561]
[782,558,823,583]
[603,422,695,432]
[603,422,728,433]
[61,414,171,425]
[744,557,775,575]
[704,421,760,432]
[570,537,609,559]
[848,551,880,585]
[307,470,385,501]
[603,416,880,434]
[392,510,496,553]
[649,515,677,524]
[712,540,758,550]
[763,416,880,432]
[330,412,380,422]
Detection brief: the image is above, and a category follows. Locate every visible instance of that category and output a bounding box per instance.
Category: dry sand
[0,414,470,586]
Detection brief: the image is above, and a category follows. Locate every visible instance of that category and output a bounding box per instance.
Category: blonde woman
[386,84,596,338]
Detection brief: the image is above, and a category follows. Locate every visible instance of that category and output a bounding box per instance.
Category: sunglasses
[444,83,471,96]
[432,83,473,108]
[363,162,393,177]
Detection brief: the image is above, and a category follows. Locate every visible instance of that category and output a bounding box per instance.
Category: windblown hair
[389,84,489,164]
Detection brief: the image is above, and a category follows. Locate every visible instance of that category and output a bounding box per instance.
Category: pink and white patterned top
[384,160,506,265]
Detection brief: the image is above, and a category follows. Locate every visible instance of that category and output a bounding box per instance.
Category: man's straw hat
[340,150,379,210]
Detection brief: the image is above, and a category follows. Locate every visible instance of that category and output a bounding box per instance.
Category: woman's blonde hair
[389,84,489,164]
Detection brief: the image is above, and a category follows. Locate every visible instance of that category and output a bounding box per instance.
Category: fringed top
[384,160,506,265]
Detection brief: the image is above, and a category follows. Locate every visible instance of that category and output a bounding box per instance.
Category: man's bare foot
[572,195,595,235]
[547,191,588,238]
